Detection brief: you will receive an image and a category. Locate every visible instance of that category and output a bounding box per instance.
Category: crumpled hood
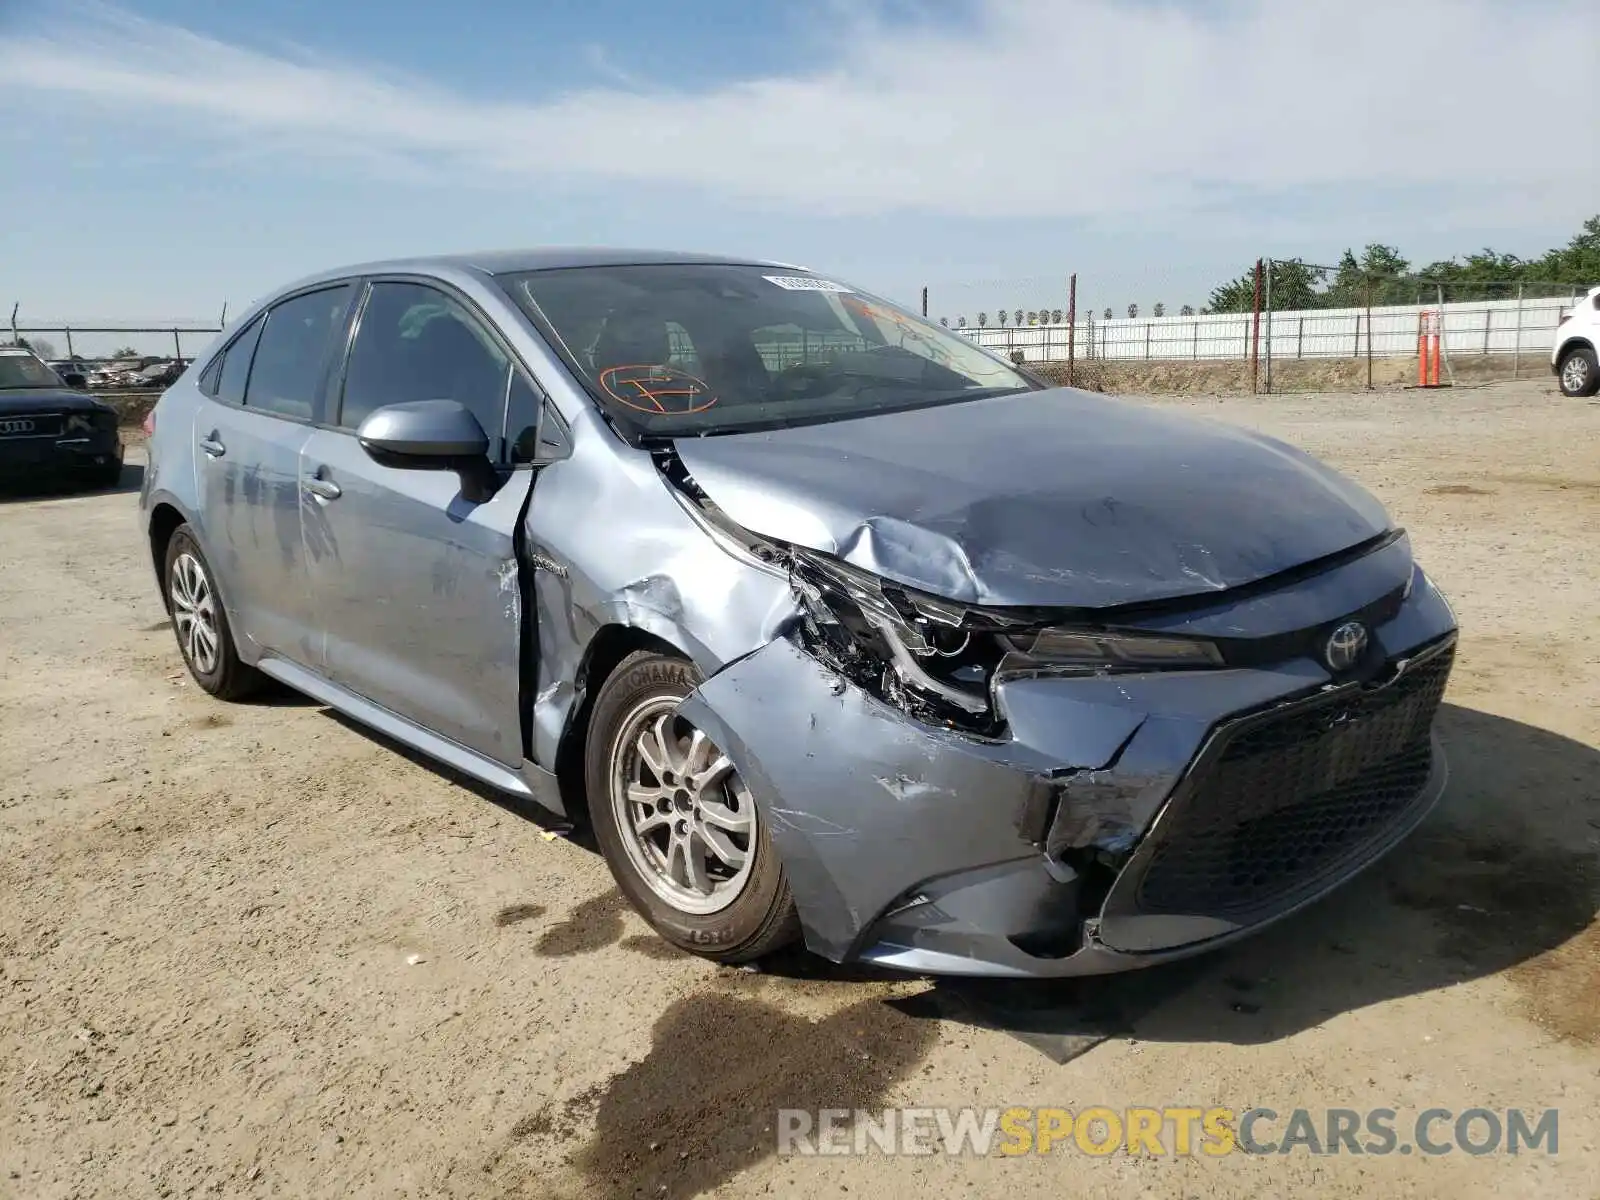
[671,387,1393,608]
[0,389,112,415]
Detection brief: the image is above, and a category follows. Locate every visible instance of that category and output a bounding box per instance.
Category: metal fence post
[64,327,74,358]
[8,304,16,347]
[1249,258,1262,392]
[1512,283,1523,379]
[1297,317,1304,359]
[1481,308,1491,355]
[1365,282,1374,390]
[920,287,928,318]
[1066,273,1077,386]
[1263,258,1274,394]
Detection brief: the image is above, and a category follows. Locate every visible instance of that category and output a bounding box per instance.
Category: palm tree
[1013,309,1023,326]
[939,317,949,327]
[977,312,988,327]
[1180,305,1195,316]
[956,316,967,328]
[1050,308,1063,323]
[1127,303,1139,319]
[1153,302,1165,318]
[1103,308,1113,320]
[997,310,1008,326]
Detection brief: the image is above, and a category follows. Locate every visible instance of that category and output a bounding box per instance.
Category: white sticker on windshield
[762,275,854,293]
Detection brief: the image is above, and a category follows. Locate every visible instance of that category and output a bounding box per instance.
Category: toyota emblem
[0,418,37,435]
[1324,621,1369,672]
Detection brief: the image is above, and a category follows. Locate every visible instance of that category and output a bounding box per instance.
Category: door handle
[305,476,342,501]
[198,435,226,458]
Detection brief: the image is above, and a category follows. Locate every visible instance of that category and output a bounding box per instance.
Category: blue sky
[1,0,1595,347]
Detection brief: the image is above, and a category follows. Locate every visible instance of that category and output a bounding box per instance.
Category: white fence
[956,291,1591,364]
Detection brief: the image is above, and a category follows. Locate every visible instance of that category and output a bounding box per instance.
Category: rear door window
[244,285,355,421]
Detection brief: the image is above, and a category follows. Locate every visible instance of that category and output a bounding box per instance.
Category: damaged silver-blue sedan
[139,249,1457,977]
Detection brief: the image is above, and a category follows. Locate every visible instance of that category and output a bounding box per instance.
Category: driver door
[299,279,535,766]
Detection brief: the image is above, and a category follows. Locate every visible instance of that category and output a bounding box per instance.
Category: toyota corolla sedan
[139,249,1457,976]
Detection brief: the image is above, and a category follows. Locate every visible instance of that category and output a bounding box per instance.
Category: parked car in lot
[139,249,1458,975]
[0,346,124,488]
[1553,285,1600,397]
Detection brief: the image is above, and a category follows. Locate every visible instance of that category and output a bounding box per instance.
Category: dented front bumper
[679,563,1458,978]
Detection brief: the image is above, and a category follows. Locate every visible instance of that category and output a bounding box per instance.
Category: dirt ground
[2,378,1598,1199]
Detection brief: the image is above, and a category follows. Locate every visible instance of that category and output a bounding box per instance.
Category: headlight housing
[787,547,1222,729]
[63,409,117,435]
[997,628,1223,674]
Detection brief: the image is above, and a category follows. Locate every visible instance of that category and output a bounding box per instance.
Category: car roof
[313,247,806,280]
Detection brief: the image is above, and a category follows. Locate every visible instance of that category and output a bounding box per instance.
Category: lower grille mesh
[1135,645,1453,916]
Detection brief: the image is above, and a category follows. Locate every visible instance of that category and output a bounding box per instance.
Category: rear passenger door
[299,278,541,766]
[193,283,356,664]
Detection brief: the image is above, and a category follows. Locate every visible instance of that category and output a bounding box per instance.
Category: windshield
[497,263,1036,436]
[0,351,64,390]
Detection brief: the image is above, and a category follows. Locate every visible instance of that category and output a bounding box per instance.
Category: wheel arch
[553,623,692,825]
[146,501,190,604]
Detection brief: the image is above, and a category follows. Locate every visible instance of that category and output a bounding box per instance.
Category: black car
[0,347,125,489]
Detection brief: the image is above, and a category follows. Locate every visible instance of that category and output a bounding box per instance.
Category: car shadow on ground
[0,462,145,503]
[766,703,1600,1061]
[318,709,587,844]
[316,699,1598,1062]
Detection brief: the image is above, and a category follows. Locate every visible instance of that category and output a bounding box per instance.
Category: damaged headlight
[997,628,1223,674]
[788,549,1222,729]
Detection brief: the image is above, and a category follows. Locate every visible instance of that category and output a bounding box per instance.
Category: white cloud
[1,0,1594,223]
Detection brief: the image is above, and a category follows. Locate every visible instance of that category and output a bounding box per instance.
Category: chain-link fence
[5,306,224,370]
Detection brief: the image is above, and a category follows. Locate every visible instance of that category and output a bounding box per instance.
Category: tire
[585,650,800,963]
[1558,346,1600,398]
[163,525,262,700]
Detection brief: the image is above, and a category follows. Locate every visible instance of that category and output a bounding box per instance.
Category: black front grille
[0,413,64,438]
[1134,642,1453,916]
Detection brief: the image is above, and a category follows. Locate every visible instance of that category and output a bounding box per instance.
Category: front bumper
[0,429,124,480]
[681,553,1459,978]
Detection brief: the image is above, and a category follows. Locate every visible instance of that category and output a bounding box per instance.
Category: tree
[1153,303,1165,318]
[939,316,949,327]
[1103,307,1113,320]
[112,345,140,358]
[1026,311,1038,326]
[956,315,967,328]
[1013,309,1023,326]
[997,310,1008,326]
[977,312,988,327]
[1180,304,1195,316]
[1127,303,1138,319]
[26,337,58,359]
[1050,308,1062,323]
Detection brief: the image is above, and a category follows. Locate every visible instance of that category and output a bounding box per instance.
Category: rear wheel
[163,525,261,700]
[585,651,799,963]
[1558,346,1599,397]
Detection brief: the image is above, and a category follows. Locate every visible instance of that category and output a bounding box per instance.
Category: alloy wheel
[1562,355,1589,394]
[608,697,756,915]
[169,551,220,675]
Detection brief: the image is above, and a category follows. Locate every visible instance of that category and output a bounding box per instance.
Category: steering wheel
[769,361,837,401]
[597,364,718,415]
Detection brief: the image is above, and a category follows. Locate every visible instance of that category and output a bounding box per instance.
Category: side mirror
[357,399,499,502]
[61,372,87,389]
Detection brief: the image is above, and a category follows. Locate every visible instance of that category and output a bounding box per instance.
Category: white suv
[1553,285,1600,397]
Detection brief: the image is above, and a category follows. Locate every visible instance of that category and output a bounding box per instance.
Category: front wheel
[585,651,799,963]
[1558,346,1599,398]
